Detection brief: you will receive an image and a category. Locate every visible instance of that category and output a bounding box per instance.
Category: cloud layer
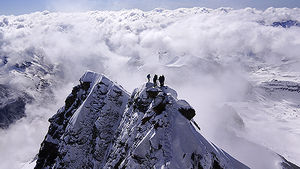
[0,7,300,169]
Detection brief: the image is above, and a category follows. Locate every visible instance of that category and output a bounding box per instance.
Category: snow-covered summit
[103,81,249,169]
[35,72,249,169]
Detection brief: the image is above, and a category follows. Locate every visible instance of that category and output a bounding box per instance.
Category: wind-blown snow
[0,7,300,169]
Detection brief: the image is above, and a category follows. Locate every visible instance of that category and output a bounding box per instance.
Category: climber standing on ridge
[147,74,151,82]
[159,75,165,87]
[153,74,158,86]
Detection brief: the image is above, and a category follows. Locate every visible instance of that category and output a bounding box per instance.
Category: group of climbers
[146,74,198,123]
[147,74,165,87]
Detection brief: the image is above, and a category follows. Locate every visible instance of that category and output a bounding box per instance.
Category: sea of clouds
[0,7,300,169]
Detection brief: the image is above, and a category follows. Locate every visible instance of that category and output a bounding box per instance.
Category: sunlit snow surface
[0,7,300,169]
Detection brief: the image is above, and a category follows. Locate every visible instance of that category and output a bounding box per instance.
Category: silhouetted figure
[153,74,158,86]
[159,75,165,87]
[147,74,151,82]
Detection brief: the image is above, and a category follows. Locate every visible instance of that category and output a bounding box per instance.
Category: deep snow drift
[0,7,300,169]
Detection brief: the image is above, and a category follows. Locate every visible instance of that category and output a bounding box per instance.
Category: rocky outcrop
[35,71,129,169]
[261,79,300,93]
[35,73,92,169]
[272,20,300,28]
[103,82,248,169]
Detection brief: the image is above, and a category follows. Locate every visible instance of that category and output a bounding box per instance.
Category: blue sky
[1,0,300,15]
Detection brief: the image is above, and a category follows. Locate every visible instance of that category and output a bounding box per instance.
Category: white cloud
[0,7,300,169]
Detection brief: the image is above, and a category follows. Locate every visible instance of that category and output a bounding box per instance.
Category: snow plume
[0,7,300,169]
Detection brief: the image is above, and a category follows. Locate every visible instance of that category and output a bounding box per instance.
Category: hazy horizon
[1,0,300,15]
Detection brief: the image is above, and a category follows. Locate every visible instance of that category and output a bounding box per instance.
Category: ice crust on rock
[35,73,249,169]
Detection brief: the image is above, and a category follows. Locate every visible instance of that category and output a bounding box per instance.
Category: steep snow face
[35,71,129,169]
[102,82,249,169]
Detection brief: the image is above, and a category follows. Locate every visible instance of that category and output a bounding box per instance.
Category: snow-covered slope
[35,71,129,169]
[103,81,249,169]
[35,71,249,169]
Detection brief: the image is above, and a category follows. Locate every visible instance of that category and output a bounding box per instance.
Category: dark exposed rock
[2,56,8,65]
[34,141,58,168]
[178,107,196,120]
[191,152,204,169]
[280,155,300,169]
[261,79,300,93]
[0,84,33,129]
[146,87,161,98]
[15,61,33,71]
[192,120,201,130]
[0,98,26,128]
[153,100,166,115]
[141,115,153,125]
[213,160,223,169]
[64,82,90,110]
[272,20,300,28]
[35,82,90,169]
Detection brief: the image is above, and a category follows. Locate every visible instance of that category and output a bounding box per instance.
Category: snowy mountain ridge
[35,71,300,169]
[35,71,250,169]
